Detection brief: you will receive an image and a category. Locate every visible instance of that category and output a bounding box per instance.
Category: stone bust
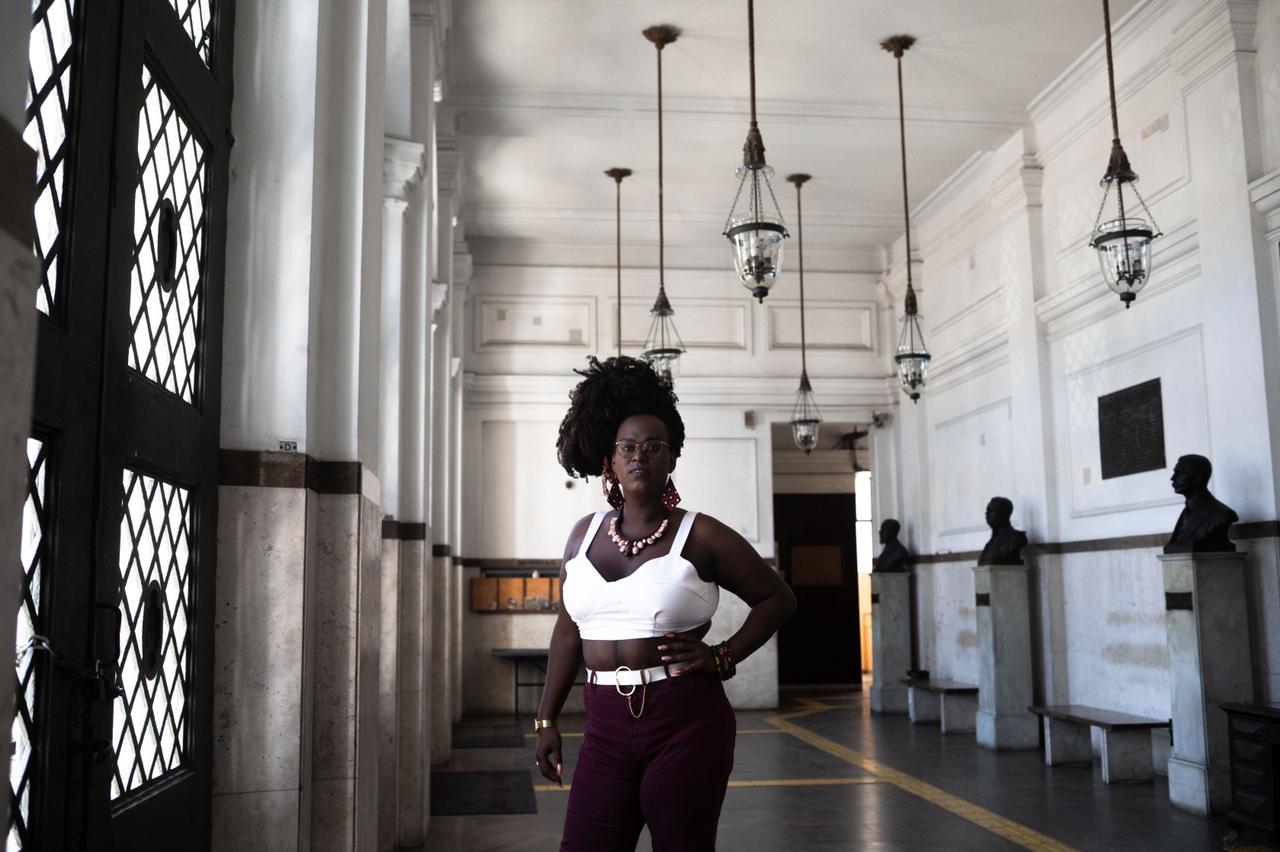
[1164,454,1238,553]
[874,519,910,573]
[978,497,1028,566]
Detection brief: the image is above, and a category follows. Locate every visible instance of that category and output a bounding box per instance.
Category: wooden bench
[900,678,979,733]
[1029,705,1170,783]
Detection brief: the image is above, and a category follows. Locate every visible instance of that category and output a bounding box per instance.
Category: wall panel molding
[766,300,875,352]
[474,294,595,350]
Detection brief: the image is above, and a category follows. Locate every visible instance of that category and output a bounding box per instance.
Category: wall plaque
[1098,378,1166,480]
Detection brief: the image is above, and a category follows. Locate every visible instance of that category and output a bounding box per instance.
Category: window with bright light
[854,470,873,573]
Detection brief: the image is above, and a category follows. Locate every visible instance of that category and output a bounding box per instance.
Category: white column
[379,139,425,518]
[375,137,421,852]
[408,0,442,826]
[213,2,324,849]
[305,0,371,463]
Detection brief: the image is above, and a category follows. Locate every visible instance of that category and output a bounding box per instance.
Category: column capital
[384,136,425,201]
[988,156,1043,218]
[431,282,449,317]
[1168,0,1259,91]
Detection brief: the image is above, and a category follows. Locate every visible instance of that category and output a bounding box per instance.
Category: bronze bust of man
[978,497,1028,566]
[874,519,910,573]
[1164,454,1238,553]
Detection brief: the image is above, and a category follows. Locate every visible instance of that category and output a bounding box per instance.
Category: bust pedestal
[870,572,911,714]
[974,563,1038,750]
[1161,551,1253,816]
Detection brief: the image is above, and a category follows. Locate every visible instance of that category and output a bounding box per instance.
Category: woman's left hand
[658,630,716,676]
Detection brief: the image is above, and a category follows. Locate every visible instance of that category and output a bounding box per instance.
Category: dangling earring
[602,470,624,510]
[660,477,681,512]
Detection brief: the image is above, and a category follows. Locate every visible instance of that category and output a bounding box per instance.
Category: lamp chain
[615,176,622,356]
[1102,0,1121,143]
[656,37,666,293]
[895,50,915,302]
[795,180,808,377]
[748,0,758,129]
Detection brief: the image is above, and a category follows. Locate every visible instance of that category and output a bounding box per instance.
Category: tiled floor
[424,689,1271,851]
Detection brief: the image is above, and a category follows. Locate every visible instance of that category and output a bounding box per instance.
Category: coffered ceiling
[445,0,1139,272]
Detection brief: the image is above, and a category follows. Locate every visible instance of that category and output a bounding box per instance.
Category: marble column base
[1168,755,1230,816]
[377,537,401,852]
[870,573,911,715]
[976,709,1039,750]
[430,554,453,764]
[396,538,427,846]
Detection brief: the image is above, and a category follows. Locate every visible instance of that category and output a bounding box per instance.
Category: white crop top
[561,511,718,641]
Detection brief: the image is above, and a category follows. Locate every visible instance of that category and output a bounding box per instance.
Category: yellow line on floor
[534,777,882,793]
[766,704,1078,852]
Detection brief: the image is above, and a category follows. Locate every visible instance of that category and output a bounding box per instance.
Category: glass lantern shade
[1090,215,1155,307]
[791,374,822,455]
[895,311,930,403]
[641,286,686,389]
[723,165,788,301]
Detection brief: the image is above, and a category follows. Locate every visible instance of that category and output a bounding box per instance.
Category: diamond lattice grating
[112,471,192,800]
[25,0,78,317]
[168,0,214,66]
[9,439,49,849]
[127,66,209,404]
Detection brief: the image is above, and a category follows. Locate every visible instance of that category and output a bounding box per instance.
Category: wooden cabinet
[1222,702,1280,837]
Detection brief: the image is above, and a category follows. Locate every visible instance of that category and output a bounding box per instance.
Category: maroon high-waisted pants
[560,672,737,852]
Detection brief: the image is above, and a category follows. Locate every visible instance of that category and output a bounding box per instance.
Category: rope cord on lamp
[786,173,821,454]
[881,34,930,403]
[640,25,685,387]
[604,167,631,357]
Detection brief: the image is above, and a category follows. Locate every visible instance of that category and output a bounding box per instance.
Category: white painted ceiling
[446,0,1139,272]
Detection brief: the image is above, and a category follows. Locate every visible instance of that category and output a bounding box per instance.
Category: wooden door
[774,494,860,685]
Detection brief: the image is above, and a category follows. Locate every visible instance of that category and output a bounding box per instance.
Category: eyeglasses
[614,440,670,459]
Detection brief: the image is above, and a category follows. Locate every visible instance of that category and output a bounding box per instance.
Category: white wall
[888,0,1280,712]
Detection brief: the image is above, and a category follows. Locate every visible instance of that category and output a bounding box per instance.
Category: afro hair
[556,355,685,479]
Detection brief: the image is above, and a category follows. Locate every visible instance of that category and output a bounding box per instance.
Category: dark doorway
[774,493,860,686]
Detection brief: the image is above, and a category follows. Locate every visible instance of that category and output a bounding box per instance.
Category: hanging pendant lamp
[722,0,789,303]
[605,167,632,357]
[641,25,686,388]
[1089,0,1162,308]
[882,35,930,404]
[787,173,822,454]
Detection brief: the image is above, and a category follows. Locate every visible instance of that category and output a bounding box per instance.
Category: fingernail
[661,655,670,661]
[557,763,562,773]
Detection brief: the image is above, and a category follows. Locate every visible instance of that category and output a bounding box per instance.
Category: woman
[535,356,796,851]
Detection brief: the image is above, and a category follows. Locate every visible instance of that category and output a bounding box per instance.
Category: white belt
[588,665,670,687]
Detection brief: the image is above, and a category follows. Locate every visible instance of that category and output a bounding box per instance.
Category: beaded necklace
[607,510,670,557]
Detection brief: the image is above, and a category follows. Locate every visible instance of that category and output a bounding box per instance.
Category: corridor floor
[424,689,1266,851]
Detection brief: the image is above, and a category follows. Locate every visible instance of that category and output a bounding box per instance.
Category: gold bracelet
[533,718,556,731]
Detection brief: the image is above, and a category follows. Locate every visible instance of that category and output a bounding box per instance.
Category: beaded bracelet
[712,641,737,681]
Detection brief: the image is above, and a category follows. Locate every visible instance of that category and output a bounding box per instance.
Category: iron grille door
[89,0,233,847]
[14,1,125,848]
